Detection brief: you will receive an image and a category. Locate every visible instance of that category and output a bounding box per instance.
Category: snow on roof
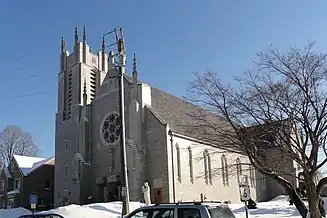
[13,155,54,176]
[26,157,54,176]
[7,189,20,195]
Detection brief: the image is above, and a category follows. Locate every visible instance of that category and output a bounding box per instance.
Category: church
[54,26,299,207]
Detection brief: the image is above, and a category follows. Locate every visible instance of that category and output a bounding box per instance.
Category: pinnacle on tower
[83,25,87,42]
[102,36,106,52]
[75,26,78,44]
[133,53,137,72]
[132,53,138,84]
[61,36,66,52]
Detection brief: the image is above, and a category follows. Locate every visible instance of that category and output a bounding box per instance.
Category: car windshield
[207,207,236,218]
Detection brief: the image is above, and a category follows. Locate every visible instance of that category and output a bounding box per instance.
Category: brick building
[0,155,55,210]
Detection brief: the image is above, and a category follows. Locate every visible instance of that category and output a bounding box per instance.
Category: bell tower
[55,26,111,207]
[57,26,109,120]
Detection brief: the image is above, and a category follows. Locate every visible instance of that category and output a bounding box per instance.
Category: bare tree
[0,125,40,167]
[186,43,327,218]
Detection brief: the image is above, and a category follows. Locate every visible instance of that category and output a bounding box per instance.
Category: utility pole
[116,28,130,215]
[103,27,130,216]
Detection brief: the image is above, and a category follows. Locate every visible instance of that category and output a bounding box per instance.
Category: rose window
[101,113,121,146]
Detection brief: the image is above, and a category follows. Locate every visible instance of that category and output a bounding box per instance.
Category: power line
[1,91,54,101]
[0,53,38,65]
[14,91,52,99]
[17,53,37,58]
[0,74,44,84]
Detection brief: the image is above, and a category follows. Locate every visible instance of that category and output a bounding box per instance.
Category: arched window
[236,158,242,184]
[176,144,181,182]
[188,147,194,183]
[204,150,208,184]
[261,173,266,190]
[249,166,255,187]
[77,160,82,181]
[65,165,68,177]
[132,150,136,171]
[208,153,212,185]
[203,150,212,185]
[221,155,229,186]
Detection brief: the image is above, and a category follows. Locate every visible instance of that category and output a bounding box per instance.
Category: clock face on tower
[100,112,121,147]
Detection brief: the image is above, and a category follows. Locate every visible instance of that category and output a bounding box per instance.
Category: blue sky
[1,0,327,160]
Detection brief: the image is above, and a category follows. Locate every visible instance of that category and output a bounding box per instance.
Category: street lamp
[168,130,176,203]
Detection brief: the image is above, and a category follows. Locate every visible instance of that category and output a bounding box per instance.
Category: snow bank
[2,197,327,218]
[0,207,31,218]
[41,201,145,218]
[0,202,144,218]
[269,195,289,202]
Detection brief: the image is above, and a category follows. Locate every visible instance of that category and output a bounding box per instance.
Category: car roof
[18,213,63,218]
[136,204,206,210]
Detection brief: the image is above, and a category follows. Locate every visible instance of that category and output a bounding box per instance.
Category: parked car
[17,213,64,218]
[125,201,236,218]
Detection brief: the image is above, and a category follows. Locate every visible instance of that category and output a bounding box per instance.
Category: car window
[177,208,201,218]
[207,207,236,218]
[128,210,150,218]
[128,208,174,218]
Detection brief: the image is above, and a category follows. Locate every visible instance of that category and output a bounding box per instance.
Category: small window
[188,147,194,183]
[176,144,181,183]
[221,155,229,186]
[0,180,4,191]
[10,164,14,173]
[65,165,68,177]
[178,208,201,218]
[249,166,255,188]
[14,179,20,189]
[45,179,50,190]
[204,149,212,185]
[261,174,267,190]
[8,197,14,208]
[77,161,82,181]
[236,158,242,184]
[38,196,44,205]
[64,140,68,151]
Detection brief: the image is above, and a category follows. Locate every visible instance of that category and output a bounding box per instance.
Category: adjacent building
[54,26,298,207]
[0,155,55,210]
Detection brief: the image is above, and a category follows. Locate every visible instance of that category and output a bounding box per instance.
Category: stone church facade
[54,27,299,207]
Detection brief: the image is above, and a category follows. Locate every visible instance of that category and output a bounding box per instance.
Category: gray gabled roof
[149,86,224,138]
[124,74,224,139]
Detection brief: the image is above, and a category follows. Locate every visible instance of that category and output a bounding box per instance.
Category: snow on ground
[231,195,302,218]
[40,201,145,218]
[1,196,326,218]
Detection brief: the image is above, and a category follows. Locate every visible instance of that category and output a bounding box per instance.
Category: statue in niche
[142,182,151,205]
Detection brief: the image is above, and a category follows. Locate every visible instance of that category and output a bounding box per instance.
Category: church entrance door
[154,188,163,204]
[96,184,105,202]
[107,182,121,202]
